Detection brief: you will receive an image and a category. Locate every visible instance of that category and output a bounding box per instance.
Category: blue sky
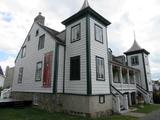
[0,0,160,80]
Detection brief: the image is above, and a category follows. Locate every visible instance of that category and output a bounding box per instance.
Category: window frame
[38,34,45,50]
[94,24,103,43]
[21,46,26,58]
[28,34,31,41]
[35,61,43,81]
[18,67,23,84]
[36,29,39,37]
[99,95,105,104]
[71,23,81,43]
[70,55,81,80]
[131,56,139,66]
[96,56,105,81]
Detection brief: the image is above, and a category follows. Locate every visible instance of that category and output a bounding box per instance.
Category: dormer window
[21,46,26,58]
[36,29,39,37]
[95,24,103,43]
[131,56,139,66]
[71,24,80,42]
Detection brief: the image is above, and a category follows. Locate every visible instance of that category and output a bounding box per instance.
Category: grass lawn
[0,107,137,120]
[135,104,160,113]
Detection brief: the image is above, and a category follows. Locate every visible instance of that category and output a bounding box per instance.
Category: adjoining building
[0,66,4,88]
[11,0,153,117]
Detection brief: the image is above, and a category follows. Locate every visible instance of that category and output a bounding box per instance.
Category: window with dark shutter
[70,56,80,80]
[38,34,45,50]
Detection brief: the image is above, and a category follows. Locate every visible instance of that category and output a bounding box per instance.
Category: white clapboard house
[12,0,153,117]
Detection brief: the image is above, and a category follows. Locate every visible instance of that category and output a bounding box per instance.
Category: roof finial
[81,0,90,10]
[133,30,136,41]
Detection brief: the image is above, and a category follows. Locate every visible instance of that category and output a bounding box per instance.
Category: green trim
[53,42,59,93]
[142,52,149,91]
[63,46,66,93]
[86,15,92,95]
[62,7,111,26]
[124,49,150,55]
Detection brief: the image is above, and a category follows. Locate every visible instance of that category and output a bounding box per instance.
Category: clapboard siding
[127,53,147,90]
[12,23,56,93]
[64,17,87,94]
[57,45,64,93]
[89,17,110,94]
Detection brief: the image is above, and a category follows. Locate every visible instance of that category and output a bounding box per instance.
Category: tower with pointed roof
[124,38,153,93]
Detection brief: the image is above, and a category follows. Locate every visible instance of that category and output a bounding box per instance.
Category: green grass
[0,107,137,120]
[135,104,160,113]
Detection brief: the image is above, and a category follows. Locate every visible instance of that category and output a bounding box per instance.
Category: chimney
[34,12,45,25]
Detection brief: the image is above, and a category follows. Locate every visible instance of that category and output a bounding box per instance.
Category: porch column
[128,92,132,106]
[133,71,136,84]
[123,94,129,110]
[127,69,129,84]
[115,95,121,113]
[120,67,123,83]
[119,67,123,90]
[110,64,113,84]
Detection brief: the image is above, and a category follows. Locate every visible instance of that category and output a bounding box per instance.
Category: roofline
[62,7,111,26]
[124,49,150,55]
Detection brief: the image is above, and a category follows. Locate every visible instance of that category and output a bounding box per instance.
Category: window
[36,29,39,36]
[71,24,80,42]
[70,56,80,80]
[99,95,105,104]
[38,34,45,50]
[18,67,23,84]
[21,46,26,58]
[131,56,139,66]
[96,56,105,81]
[95,24,103,43]
[35,61,42,81]
[28,35,30,41]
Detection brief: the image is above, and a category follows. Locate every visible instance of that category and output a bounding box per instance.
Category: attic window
[131,56,139,66]
[36,29,39,36]
[21,46,26,58]
[28,35,30,41]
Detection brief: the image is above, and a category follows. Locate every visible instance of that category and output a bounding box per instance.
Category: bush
[153,91,160,103]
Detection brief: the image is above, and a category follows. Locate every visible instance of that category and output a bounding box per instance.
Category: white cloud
[0,56,15,73]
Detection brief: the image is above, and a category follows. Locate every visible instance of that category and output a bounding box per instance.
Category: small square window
[36,29,39,37]
[131,56,139,66]
[21,46,26,58]
[35,61,42,81]
[18,67,23,84]
[96,56,105,81]
[70,56,80,80]
[38,34,45,50]
[99,95,105,104]
[71,24,81,42]
[95,24,103,43]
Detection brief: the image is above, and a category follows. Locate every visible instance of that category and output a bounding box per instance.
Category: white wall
[64,17,87,94]
[90,17,110,94]
[12,23,56,93]
[127,53,150,91]
[57,45,64,93]
[0,75,4,87]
